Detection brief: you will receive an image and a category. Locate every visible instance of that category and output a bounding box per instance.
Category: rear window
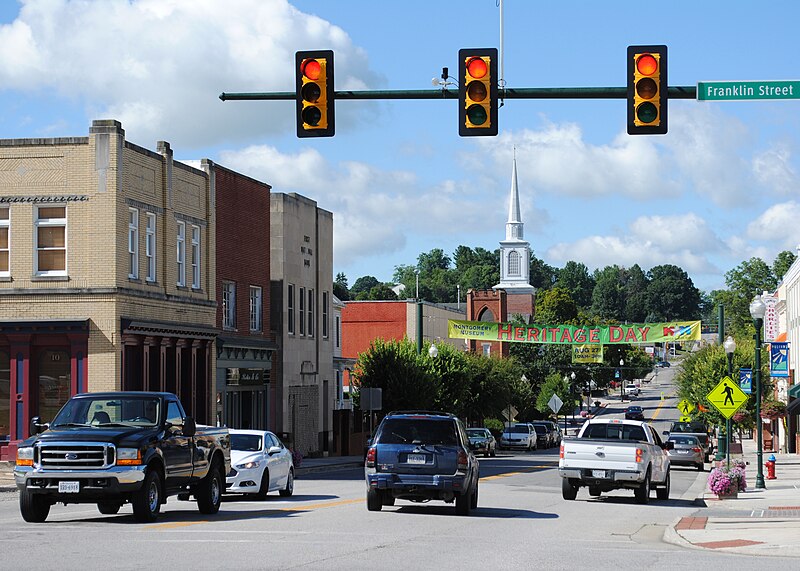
[533,425,547,434]
[670,436,699,445]
[375,418,458,445]
[582,423,647,441]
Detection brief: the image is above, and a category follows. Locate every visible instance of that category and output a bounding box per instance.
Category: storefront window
[0,351,9,441]
[38,350,71,423]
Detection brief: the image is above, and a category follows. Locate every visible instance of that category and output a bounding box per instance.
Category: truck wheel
[20,488,51,523]
[254,469,270,500]
[455,489,472,516]
[382,493,396,506]
[470,482,479,509]
[197,459,223,515]
[635,472,651,504]
[279,468,294,497]
[132,469,162,523]
[366,488,383,511]
[561,478,578,501]
[656,471,670,500]
[97,501,122,515]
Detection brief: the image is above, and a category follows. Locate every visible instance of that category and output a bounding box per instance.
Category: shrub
[707,463,747,495]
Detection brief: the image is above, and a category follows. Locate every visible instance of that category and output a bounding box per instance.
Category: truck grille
[35,442,115,470]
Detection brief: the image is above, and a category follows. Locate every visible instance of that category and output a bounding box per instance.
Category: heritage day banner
[448,320,701,345]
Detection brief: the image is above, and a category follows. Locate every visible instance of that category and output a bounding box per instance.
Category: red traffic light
[627,45,667,135]
[636,54,658,76]
[466,57,488,79]
[301,58,322,81]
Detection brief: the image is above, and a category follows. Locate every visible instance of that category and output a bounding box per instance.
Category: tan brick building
[0,120,216,460]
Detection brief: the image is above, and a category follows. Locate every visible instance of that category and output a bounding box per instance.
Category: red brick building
[209,161,277,431]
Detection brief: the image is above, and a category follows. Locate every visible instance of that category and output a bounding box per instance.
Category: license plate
[407,454,427,464]
[677,450,690,454]
[591,470,607,479]
[58,481,80,493]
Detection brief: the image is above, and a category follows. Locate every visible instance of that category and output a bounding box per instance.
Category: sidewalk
[665,438,800,557]
[0,455,364,493]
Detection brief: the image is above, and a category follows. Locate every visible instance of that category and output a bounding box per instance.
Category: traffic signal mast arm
[220,85,697,101]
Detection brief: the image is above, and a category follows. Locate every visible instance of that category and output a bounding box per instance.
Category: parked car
[655,361,671,368]
[365,411,479,515]
[624,383,640,397]
[666,434,705,471]
[225,429,294,499]
[466,428,497,457]
[499,423,537,451]
[624,405,645,421]
[531,422,552,448]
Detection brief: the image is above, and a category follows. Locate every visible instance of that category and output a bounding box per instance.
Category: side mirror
[268,445,282,456]
[662,430,669,436]
[182,417,197,437]
[30,416,46,435]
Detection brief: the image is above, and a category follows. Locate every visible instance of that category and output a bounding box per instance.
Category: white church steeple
[494,152,535,295]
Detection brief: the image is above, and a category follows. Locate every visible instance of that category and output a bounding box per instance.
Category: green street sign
[698,80,800,101]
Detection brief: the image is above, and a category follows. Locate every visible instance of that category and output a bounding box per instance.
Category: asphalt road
[0,367,789,569]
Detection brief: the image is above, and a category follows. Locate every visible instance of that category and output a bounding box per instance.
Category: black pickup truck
[13,392,230,523]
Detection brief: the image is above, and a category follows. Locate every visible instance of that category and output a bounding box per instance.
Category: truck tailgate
[561,440,641,471]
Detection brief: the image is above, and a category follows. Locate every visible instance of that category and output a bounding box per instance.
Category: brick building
[0,120,216,460]
[209,162,277,431]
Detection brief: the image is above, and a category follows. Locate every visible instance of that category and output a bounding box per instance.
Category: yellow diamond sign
[677,399,695,416]
[706,375,749,419]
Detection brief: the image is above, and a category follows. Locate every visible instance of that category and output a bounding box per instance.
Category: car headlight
[117,448,142,465]
[236,460,261,470]
[17,446,34,466]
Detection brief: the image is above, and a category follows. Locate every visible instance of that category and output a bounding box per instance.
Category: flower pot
[717,490,738,500]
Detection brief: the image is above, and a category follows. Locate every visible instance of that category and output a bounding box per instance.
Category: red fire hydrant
[766,454,777,480]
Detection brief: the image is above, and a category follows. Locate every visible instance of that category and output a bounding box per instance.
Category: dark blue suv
[365,411,479,515]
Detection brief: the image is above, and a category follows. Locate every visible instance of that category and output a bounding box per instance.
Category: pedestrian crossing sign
[677,399,695,416]
[706,375,749,418]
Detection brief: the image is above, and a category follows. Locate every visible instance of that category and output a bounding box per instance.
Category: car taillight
[559,443,565,459]
[365,447,376,468]
[457,449,468,471]
[692,447,702,453]
[635,448,643,463]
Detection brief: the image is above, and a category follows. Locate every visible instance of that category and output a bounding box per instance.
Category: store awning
[789,383,800,399]
[788,396,800,416]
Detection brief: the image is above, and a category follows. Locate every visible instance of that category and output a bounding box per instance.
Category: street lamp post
[619,358,625,402]
[571,372,577,413]
[749,294,767,490]
[723,335,737,470]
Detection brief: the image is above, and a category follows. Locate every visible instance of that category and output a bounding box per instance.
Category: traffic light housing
[296,50,335,138]
[627,45,667,135]
[458,48,498,137]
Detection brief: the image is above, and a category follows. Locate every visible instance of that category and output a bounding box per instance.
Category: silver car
[666,434,705,471]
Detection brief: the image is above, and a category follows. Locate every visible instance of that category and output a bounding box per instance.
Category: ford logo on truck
[65,453,78,460]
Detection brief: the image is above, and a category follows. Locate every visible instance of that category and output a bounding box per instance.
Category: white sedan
[225,429,294,499]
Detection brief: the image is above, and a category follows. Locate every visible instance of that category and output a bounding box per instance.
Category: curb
[296,461,363,477]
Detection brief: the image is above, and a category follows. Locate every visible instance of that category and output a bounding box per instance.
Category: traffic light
[627,45,667,135]
[458,48,498,137]
[296,50,335,138]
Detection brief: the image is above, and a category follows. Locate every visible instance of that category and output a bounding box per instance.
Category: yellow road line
[480,464,552,481]
[649,392,674,422]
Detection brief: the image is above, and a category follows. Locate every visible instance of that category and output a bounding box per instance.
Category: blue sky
[0,0,798,295]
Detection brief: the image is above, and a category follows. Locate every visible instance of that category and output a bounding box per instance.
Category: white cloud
[546,213,723,277]
[753,144,799,194]
[0,0,381,148]
[747,201,800,250]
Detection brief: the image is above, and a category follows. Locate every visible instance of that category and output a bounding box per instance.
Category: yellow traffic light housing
[459,48,498,137]
[296,50,335,138]
[627,45,667,135]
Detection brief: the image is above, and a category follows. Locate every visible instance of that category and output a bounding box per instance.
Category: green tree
[773,250,797,282]
[334,272,350,301]
[645,264,702,320]
[351,276,380,298]
[535,287,578,324]
[351,338,438,413]
[591,265,626,320]
[556,261,595,309]
[367,283,398,300]
[714,257,777,336]
[535,372,579,418]
[623,264,649,322]
[530,253,558,291]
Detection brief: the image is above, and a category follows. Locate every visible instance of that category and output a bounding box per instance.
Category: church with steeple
[465,155,536,357]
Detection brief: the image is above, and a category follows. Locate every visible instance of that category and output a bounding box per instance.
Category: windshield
[51,396,160,428]
[508,425,530,434]
[467,429,486,438]
[231,434,262,451]
[375,418,458,445]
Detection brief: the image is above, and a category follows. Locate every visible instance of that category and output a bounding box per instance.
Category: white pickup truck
[558,418,672,504]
